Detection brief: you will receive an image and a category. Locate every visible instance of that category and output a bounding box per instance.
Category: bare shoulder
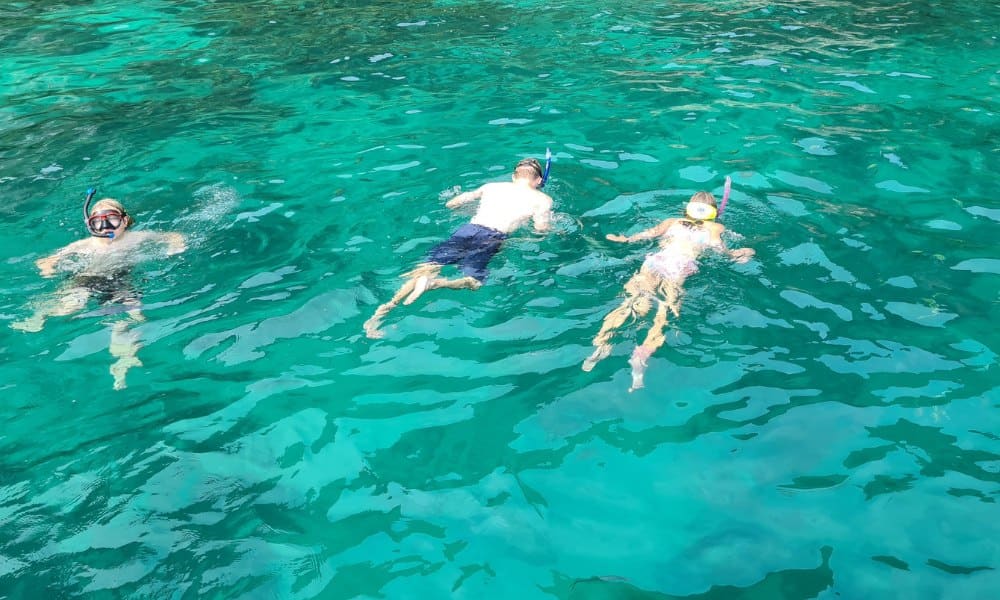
[41,238,88,263]
[144,230,178,241]
[61,238,95,253]
[128,230,158,241]
[74,237,117,254]
[135,230,186,248]
[126,230,176,243]
[705,221,728,246]
[480,182,507,193]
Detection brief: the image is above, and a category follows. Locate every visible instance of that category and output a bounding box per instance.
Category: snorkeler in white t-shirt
[364,157,554,339]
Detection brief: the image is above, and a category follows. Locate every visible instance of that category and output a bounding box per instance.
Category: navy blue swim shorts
[427,223,507,282]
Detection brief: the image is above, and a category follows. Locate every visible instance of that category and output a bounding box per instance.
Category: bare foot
[403,276,429,305]
[363,317,385,339]
[628,346,653,392]
[111,356,143,391]
[582,344,611,372]
[11,316,44,333]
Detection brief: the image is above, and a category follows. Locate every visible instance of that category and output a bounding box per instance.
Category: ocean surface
[1,1,998,598]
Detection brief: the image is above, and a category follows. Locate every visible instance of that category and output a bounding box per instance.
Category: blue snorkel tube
[82,187,115,239]
[82,187,97,224]
[540,147,552,188]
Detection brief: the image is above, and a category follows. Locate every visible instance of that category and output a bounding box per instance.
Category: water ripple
[2,0,998,597]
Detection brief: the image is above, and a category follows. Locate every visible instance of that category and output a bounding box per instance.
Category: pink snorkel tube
[718,176,732,218]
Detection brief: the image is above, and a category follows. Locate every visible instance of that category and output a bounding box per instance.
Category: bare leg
[109,308,145,391]
[426,276,481,292]
[400,268,483,303]
[629,279,684,391]
[11,287,89,333]
[661,279,683,318]
[582,297,634,371]
[364,264,442,338]
[629,299,671,392]
[582,271,656,372]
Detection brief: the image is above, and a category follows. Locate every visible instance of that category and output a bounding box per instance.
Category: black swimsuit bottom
[74,269,141,306]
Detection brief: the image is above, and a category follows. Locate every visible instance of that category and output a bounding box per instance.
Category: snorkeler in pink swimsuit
[582,191,754,391]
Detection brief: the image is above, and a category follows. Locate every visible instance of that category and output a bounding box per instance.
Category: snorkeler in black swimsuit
[13,188,186,390]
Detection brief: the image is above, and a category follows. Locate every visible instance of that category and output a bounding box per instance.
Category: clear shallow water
[1,0,998,597]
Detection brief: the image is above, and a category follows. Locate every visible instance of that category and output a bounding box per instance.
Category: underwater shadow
[549,546,833,599]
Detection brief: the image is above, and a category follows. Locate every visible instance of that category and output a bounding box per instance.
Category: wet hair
[514,158,543,180]
[91,198,135,228]
[688,191,717,208]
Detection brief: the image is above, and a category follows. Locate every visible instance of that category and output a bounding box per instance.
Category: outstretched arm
[162,232,187,255]
[708,224,754,263]
[606,218,677,243]
[445,186,485,209]
[35,240,87,277]
[36,254,62,278]
[728,247,755,263]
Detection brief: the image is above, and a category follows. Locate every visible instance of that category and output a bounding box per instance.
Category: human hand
[36,257,57,277]
[166,233,188,255]
[445,193,467,209]
[446,186,484,209]
[731,248,755,263]
[606,234,629,243]
[439,185,461,200]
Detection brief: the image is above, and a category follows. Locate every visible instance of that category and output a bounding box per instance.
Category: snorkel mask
[83,188,127,238]
[685,201,718,221]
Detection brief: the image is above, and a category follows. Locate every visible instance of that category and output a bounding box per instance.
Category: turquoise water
[2,0,998,597]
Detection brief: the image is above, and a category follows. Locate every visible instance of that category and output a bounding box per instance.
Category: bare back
[656,219,725,257]
[470,182,552,234]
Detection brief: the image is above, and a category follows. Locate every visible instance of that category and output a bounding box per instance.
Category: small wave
[173,184,242,247]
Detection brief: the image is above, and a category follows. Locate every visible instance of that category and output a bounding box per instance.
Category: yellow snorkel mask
[685,201,718,221]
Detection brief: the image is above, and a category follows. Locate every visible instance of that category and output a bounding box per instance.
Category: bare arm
[35,240,88,277]
[606,218,678,243]
[532,196,554,233]
[445,186,485,209]
[135,230,187,255]
[162,232,187,255]
[728,247,755,262]
[709,223,754,263]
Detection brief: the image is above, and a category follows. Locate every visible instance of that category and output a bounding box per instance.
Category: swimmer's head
[684,191,718,221]
[87,198,134,237]
[514,158,544,185]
